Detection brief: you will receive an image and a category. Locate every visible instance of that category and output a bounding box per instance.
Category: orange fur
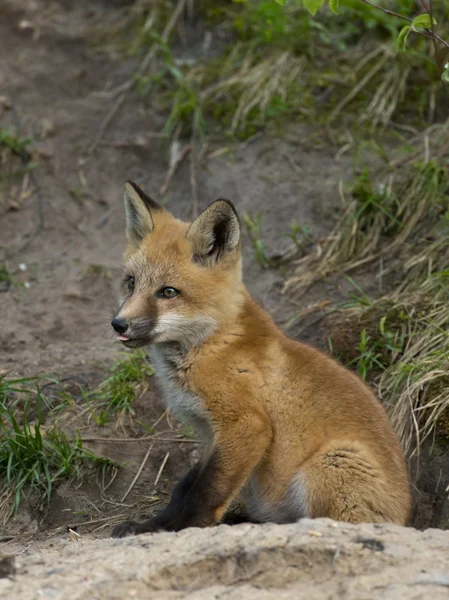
[112,182,411,536]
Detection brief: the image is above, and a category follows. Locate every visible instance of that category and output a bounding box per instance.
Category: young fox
[111,181,411,538]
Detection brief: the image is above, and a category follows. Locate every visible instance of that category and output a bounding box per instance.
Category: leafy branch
[276,0,449,82]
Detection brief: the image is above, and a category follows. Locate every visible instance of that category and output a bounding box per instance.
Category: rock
[6,519,449,599]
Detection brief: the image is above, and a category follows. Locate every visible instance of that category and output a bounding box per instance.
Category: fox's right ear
[124,181,161,245]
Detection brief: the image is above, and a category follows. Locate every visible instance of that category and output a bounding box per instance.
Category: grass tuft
[0,377,114,522]
[327,273,449,455]
[0,125,36,185]
[87,350,154,426]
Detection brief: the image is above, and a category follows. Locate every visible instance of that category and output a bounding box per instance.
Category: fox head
[111,181,243,348]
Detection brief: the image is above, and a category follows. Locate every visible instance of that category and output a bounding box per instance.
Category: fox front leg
[112,413,271,537]
[112,463,201,538]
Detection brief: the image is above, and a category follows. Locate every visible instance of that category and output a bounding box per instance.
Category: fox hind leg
[300,445,407,525]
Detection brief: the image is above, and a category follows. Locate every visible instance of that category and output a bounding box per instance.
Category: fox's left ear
[187,200,240,263]
[124,181,161,245]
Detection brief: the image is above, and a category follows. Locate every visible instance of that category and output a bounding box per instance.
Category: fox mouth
[116,335,151,348]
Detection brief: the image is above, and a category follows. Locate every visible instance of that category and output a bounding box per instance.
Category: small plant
[0,266,11,283]
[0,127,32,161]
[349,316,403,381]
[0,385,113,519]
[89,350,154,420]
[181,424,196,439]
[350,328,384,380]
[0,374,47,410]
[341,275,373,308]
[283,219,313,253]
[243,212,272,268]
[0,125,37,183]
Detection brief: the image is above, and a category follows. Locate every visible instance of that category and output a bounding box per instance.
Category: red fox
[111,181,411,537]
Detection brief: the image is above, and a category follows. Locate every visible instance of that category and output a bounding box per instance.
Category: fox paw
[111,520,141,538]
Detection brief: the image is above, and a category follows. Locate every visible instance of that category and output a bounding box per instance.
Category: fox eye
[160,287,179,299]
[127,276,135,292]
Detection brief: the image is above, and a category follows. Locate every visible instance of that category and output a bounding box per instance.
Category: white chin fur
[153,313,218,346]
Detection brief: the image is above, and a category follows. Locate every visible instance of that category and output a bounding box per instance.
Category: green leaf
[274,0,286,5]
[303,0,325,16]
[397,25,411,51]
[411,13,437,31]
[329,0,339,15]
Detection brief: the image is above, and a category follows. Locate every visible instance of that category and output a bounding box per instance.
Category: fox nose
[111,318,129,334]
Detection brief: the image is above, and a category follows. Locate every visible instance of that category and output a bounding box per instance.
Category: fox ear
[124,181,160,244]
[187,199,240,263]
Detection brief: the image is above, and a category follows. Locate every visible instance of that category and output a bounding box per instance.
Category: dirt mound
[1,519,449,599]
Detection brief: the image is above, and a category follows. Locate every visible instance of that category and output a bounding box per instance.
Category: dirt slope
[1,0,347,377]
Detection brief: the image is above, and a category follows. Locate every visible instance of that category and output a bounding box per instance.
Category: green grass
[0,125,36,182]
[0,266,12,284]
[0,350,153,520]
[0,376,114,520]
[282,220,314,254]
[0,127,32,159]
[285,136,449,454]
[347,316,404,381]
[87,349,154,423]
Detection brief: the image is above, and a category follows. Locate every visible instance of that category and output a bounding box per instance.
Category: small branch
[160,140,191,197]
[153,452,170,487]
[359,0,413,23]
[358,0,449,50]
[121,443,153,502]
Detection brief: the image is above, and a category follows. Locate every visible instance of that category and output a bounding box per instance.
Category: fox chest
[150,346,212,443]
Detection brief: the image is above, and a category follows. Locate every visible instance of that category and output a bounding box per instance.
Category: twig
[87,0,188,156]
[153,452,170,487]
[102,465,119,493]
[160,139,191,196]
[151,409,168,430]
[121,443,153,502]
[358,0,449,50]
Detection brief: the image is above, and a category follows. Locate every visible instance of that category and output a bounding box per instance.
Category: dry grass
[97,1,448,140]
[384,292,449,456]
[334,276,449,456]
[199,50,305,135]
[290,122,449,456]
[284,125,449,298]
